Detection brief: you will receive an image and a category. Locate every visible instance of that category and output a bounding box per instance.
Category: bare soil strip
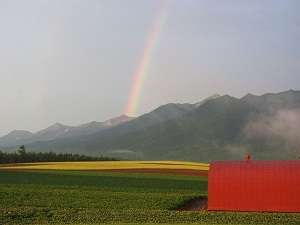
[177,197,208,211]
[106,168,208,177]
[0,168,208,177]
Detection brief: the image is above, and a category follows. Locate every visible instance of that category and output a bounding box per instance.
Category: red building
[208,160,300,212]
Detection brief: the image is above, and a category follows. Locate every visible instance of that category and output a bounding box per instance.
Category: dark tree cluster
[0,146,117,164]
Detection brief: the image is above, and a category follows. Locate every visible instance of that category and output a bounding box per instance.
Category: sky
[0,0,300,135]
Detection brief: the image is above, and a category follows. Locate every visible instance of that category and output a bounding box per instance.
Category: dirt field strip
[106,168,208,176]
[178,197,208,211]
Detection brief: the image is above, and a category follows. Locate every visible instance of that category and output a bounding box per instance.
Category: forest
[0,146,116,164]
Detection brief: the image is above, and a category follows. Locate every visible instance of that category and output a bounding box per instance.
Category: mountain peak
[36,123,70,135]
[103,114,134,127]
[242,93,257,99]
[210,94,221,98]
[195,94,221,107]
[0,130,33,147]
[49,123,67,129]
[79,115,134,129]
[54,122,64,126]
[8,130,33,135]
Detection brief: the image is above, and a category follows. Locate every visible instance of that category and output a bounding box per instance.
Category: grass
[0,161,299,225]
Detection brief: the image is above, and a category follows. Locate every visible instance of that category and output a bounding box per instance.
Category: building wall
[208,160,300,212]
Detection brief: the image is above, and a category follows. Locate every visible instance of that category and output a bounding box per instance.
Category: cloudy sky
[0,0,299,135]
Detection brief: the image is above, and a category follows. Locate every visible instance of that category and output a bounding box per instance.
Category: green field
[0,169,300,225]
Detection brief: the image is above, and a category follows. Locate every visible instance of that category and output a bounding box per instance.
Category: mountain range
[1,90,300,162]
[0,115,133,148]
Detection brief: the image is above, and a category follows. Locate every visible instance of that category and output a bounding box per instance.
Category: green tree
[17,145,26,155]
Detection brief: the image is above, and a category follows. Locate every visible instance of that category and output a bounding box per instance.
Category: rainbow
[125,0,170,116]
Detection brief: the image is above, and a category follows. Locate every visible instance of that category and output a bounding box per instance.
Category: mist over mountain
[1,90,300,162]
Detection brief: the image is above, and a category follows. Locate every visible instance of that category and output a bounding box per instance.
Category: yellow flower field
[0,161,209,171]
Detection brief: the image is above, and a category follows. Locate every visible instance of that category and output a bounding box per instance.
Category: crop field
[0,161,299,225]
[0,160,209,171]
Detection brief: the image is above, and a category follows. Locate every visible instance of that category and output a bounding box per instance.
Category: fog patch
[107,149,144,160]
[224,145,248,159]
[244,109,300,148]
[110,150,135,154]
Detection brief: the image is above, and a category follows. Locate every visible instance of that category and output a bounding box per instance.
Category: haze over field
[0,0,300,136]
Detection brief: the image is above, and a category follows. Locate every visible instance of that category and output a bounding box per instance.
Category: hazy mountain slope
[5,90,300,161]
[0,115,133,149]
[76,95,258,160]
[57,115,134,139]
[34,123,75,142]
[0,130,34,147]
[90,91,300,161]
[79,103,196,140]
[194,94,221,107]
[23,103,196,153]
[242,90,300,113]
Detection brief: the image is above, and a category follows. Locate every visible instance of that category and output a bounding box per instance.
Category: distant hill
[0,115,133,148]
[0,130,34,147]
[2,90,300,162]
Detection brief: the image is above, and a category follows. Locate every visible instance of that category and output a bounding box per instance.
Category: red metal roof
[208,160,300,212]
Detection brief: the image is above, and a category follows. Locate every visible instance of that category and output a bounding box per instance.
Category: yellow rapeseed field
[0,161,209,171]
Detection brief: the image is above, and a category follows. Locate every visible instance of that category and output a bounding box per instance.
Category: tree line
[0,145,117,164]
